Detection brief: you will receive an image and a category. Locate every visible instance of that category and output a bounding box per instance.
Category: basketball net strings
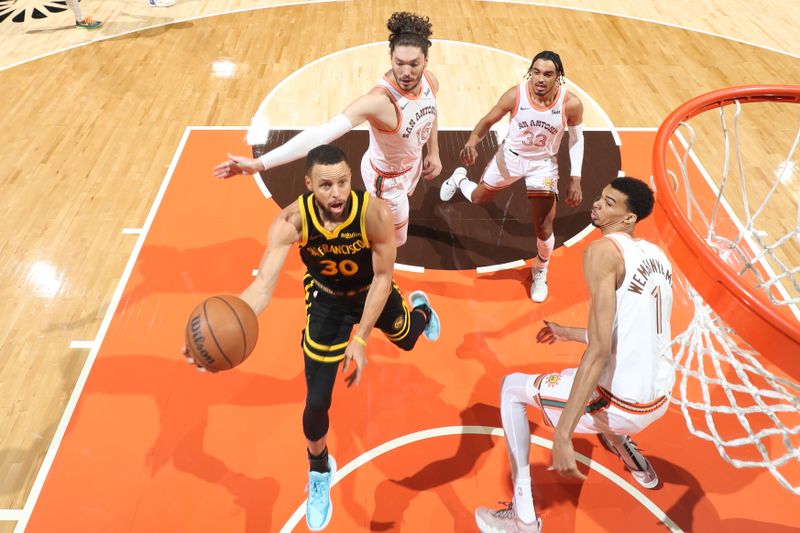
[664,100,800,495]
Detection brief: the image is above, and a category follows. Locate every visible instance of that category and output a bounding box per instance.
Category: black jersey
[298,190,374,295]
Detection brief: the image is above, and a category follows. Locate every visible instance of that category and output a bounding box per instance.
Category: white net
[659,89,800,495]
[671,287,800,494]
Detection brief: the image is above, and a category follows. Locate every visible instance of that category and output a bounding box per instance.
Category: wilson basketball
[185,295,259,371]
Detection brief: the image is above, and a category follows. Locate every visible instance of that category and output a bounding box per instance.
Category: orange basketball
[185,295,259,371]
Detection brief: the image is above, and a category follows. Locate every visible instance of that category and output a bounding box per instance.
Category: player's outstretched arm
[550,239,619,479]
[342,197,396,387]
[212,93,391,179]
[565,93,585,207]
[536,320,588,344]
[460,87,516,165]
[239,202,302,315]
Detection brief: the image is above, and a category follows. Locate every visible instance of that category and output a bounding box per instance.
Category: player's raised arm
[565,93,585,207]
[239,201,302,315]
[550,239,619,478]
[460,86,517,165]
[212,93,392,179]
[342,196,396,387]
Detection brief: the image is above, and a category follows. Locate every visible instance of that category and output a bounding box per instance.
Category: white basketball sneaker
[440,167,467,202]
[530,268,548,303]
[149,0,175,7]
[597,433,659,489]
[475,502,541,533]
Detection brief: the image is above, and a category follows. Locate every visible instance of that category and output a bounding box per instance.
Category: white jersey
[366,71,437,176]
[600,233,674,404]
[504,82,568,160]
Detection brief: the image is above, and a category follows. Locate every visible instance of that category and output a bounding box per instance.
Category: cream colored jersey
[601,233,674,404]
[366,71,437,176]
[504,82,568,160]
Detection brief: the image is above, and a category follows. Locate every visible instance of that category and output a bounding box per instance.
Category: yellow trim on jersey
[360,193,371,249]
[307,191,360,240]
[297,195,309,247]
[303,316,349,352]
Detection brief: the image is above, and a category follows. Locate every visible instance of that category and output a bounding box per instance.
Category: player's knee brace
[302,405,329,442]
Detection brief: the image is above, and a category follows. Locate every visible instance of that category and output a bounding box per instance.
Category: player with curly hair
[215,12,440,247]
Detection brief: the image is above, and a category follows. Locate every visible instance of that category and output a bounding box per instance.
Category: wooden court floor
[1,1,799,532]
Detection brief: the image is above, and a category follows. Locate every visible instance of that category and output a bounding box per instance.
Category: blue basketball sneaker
[408,290,440,341]
[306,455,337,531]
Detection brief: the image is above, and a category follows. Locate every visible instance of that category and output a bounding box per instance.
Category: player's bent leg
[408,290,439,341]
[597,433,659,489]
[470,183,499,205]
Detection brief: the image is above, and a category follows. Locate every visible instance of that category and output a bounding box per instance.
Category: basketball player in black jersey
[191,144,439,531]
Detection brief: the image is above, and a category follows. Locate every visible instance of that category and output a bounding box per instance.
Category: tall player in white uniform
[212,12,440,247]
[439,50,583,302]
[475,178,674,533]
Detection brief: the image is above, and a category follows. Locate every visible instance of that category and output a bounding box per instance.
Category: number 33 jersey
[298,190,374,294]
[504,81,569,161]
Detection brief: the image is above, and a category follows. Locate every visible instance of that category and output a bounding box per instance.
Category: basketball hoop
[652,85,800,495]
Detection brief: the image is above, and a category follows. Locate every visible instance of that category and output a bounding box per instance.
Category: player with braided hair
[215,11,440,247]
[440,50,585,302]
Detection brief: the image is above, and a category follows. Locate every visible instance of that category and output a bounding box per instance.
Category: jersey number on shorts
[319,259,359,277]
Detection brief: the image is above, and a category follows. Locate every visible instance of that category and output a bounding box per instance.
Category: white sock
[534,234,555,271]
[66,0,84,21]
[514,468,537,524]
[459,178,478,203]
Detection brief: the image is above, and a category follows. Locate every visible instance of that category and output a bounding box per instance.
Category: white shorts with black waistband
[480,144,560,197]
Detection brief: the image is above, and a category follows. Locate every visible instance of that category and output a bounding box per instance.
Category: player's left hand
[565,176,582,207]
[343,341,367,387]
[181,345,217,373]
[549,436,587,480]
[422,153,442,180]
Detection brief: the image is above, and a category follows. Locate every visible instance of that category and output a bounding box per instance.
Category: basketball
[185,295,259,371]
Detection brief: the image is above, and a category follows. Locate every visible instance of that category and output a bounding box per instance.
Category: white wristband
[258,113,353,170]
[568,123,584,177]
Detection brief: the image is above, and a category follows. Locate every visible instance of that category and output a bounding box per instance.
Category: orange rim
[652,85,800,357]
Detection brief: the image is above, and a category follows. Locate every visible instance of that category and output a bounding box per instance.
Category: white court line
[13,127,194,533]
[565,224,596,247]
[0,0,346,73]
[673,130,800,321]
[279,426,683,533]
[0,510,23,521]
[617,169,626,177]
[394,263,425,273]
[253,172,272,199]
[252,269,260,276]
[68,340,96,350]
[476,259,526,274]
[479,0,800,61]
[121,227,142,235]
